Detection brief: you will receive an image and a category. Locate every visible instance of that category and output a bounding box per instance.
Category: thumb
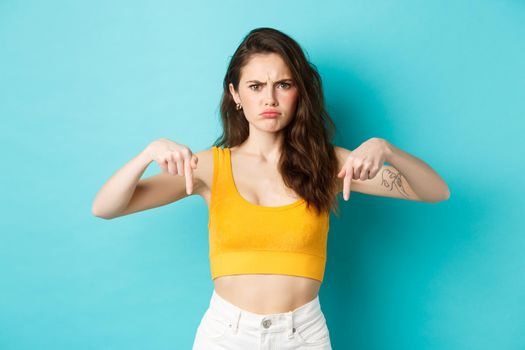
[191,155,198,169]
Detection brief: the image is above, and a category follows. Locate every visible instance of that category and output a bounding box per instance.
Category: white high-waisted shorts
[192,289,332,349]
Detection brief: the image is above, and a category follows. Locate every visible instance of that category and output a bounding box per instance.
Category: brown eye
[249,84,260,90]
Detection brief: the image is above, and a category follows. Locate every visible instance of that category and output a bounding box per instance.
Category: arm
[91,149,153,219]
[91,144,207,220]
[383,141,450,203]
[335,141,450,203]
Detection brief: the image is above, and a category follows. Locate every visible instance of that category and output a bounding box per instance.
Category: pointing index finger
[184,156,193,195]
[343,166,353,201]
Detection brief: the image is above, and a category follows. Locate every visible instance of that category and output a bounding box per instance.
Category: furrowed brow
[245,79,293,84]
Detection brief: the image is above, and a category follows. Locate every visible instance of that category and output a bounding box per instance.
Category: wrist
[139,147,154,164]
[382,139,395,163]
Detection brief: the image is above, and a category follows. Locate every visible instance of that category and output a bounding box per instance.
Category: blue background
[1,1,524,349]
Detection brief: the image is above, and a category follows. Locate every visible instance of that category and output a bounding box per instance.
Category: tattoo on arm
[381,168,410,198]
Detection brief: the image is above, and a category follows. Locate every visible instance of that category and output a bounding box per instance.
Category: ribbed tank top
[208,146,330,283]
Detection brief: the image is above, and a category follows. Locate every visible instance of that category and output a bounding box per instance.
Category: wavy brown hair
[213,27,341,217]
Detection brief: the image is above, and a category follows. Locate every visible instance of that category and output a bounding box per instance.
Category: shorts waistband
[207,289,324,339]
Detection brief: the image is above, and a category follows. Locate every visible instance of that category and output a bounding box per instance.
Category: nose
[264,85,277,106]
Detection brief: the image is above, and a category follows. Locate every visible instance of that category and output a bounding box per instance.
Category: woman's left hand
[337,137,391,201]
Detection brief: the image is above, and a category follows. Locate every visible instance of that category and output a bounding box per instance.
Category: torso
[194,145,329,314]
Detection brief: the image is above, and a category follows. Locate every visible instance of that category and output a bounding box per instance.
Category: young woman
[92,27,450,349]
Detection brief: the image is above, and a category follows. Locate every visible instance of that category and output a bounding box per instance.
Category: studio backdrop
[1,1,524,349]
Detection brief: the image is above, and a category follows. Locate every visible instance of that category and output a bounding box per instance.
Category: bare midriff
[202,146,324,315]
[213,274,321,314]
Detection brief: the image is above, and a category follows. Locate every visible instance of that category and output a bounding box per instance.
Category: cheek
[240,96,256,111]
[282,91,298,109]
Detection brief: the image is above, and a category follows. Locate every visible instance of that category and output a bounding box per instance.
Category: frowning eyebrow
[245,79,294,84]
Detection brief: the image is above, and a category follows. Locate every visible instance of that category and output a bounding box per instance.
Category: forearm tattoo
[381,168,410,198]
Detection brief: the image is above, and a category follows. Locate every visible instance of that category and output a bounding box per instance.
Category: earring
[236,103,242,110]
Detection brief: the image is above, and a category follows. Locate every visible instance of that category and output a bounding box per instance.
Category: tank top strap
[211,146,237,206]
[208,146,330,283]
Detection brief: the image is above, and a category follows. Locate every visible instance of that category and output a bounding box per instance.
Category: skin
[228,52,299,162]
[337,137,390,201]
[174,54,449,314]
[212,53,322,314]
[94,42,449,321]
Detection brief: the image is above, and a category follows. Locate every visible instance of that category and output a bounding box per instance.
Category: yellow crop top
[207,146,330,283]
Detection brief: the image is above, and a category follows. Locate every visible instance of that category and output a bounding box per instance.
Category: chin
[252,121,284,132]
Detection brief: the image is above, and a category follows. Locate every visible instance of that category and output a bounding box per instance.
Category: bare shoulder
[334,145,352,168]
[333,145,352,191]
[192,147,214,198]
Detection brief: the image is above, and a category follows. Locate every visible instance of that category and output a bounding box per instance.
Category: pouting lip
[260,109,281,115]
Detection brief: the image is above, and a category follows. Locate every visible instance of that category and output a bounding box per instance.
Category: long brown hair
[213,27,340,217]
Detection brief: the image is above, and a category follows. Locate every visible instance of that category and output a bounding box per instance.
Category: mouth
[260,111,281,117]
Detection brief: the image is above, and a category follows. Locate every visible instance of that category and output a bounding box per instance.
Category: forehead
[240,53,292,80]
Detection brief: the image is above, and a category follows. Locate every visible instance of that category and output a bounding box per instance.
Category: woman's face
[229,53,299,133]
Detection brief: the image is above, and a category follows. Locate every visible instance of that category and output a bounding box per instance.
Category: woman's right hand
[144,138,199,195]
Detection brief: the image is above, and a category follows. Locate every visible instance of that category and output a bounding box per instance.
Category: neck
[237,129,285,163]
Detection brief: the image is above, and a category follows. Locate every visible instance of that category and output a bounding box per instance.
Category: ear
[229,83,240,104]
